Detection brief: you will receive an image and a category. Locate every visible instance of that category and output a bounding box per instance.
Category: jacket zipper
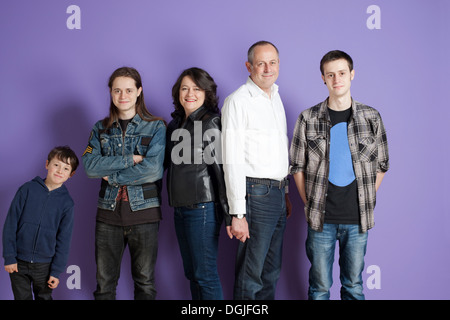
[31,192,50,263]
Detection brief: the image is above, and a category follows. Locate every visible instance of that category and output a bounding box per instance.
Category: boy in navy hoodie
[2,146,78,300]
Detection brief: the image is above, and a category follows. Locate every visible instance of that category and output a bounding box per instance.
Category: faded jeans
[306,223,368,300]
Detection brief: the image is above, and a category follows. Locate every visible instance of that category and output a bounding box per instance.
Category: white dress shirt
[221,77,289,215]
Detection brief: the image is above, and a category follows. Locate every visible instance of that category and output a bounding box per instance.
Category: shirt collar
[319,98,358,121]
[174,105,209,129]
[186,105,208,122]
[113,113,141,126]
[246,77,278,98]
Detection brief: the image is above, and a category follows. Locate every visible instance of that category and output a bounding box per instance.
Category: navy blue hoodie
[2,176,74,278]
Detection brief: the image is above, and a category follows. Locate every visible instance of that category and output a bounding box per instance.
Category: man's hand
[228,216,250,243]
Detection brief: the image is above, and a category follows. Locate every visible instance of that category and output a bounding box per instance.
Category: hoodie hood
[32,176,69,195]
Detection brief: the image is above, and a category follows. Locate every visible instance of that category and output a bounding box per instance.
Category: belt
[246,177,289,189]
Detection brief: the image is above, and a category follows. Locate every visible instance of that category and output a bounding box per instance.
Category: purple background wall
[1,0,449,300]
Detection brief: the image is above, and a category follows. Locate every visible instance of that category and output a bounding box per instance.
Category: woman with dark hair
[166,67,231,300]
[83,67,166,300]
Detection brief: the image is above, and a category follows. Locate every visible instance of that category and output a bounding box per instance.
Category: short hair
[171,67,219,120]
[320,50,353,75]
[247,41,279,64]
[48,145,79,173]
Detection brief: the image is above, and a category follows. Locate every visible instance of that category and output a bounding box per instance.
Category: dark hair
[103,67,161,129]
[171,67,219,120]
[247,41,279,64]
[48,145,79,173]
[320,50,354,75]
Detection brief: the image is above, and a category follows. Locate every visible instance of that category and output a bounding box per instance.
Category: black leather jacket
[166,106,231,226]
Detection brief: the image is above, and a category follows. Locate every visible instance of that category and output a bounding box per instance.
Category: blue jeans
[234,180,287,300]
[94,221,159,300]
[174,202,223,300]
[306,223,368,300]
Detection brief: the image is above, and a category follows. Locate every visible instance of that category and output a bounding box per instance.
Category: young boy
[2,146,79,300]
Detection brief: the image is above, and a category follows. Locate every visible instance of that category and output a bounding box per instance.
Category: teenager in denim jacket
[83,67,166,300]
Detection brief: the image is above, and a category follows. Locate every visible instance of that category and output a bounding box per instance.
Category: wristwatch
[233,214,244,219]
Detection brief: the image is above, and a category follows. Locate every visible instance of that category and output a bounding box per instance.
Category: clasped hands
[226,217,250,243]
[225,194,292,243]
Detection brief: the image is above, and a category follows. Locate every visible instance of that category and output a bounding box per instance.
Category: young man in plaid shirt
[290,50,389,300]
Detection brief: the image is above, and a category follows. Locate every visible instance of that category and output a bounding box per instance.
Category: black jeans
[94,221,159,300]
[9,259,53,300]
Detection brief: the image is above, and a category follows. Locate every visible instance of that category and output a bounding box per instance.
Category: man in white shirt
[222,41,291,300]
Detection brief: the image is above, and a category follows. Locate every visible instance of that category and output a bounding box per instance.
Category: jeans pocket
[247,183,270,197]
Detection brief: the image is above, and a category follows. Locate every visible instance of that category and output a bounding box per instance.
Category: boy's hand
[48,276,59,289]
[133,155,144,165]
[5,263,18,273]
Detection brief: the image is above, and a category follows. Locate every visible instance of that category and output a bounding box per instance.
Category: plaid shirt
[290,99,389,232]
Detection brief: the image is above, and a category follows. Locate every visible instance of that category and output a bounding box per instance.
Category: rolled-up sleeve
[376,113,389,173]
[289,113,307,175]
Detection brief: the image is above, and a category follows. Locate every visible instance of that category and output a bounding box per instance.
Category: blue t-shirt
[325,107,359,224]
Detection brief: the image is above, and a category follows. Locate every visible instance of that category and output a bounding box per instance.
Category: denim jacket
[83,114,166,211]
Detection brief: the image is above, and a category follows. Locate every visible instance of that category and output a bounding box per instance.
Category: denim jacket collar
[112,113,143,128]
